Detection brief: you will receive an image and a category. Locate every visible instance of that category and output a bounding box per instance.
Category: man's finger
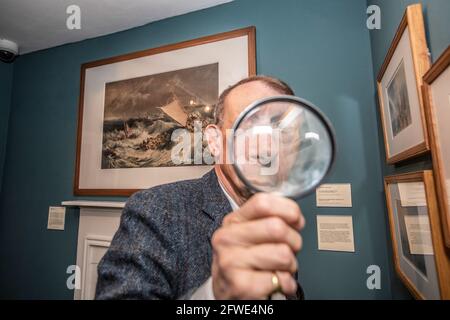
[224,193,304,230]
[224,269,297,299]
[218,244,298,273]
[213,217,302,252]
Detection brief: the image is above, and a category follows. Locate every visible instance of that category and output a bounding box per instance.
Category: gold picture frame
[384,171,450,299]
[422,46,450,248]
[377,4,431,164]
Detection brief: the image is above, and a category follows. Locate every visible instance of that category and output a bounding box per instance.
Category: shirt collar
[217,178,239,211]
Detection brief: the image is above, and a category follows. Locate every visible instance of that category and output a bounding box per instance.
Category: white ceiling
[0,0,233,54]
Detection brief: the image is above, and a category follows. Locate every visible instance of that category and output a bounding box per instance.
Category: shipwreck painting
[101,63,218,169]
[74,27,255,195]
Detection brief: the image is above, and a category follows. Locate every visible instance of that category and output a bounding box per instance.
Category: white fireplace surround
[62,200,126,300]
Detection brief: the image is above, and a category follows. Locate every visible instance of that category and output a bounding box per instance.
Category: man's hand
[211,193,305,299]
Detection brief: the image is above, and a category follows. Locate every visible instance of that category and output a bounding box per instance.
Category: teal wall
[367,0,450,299]
[1,0,399,299]
[0,62,14,194]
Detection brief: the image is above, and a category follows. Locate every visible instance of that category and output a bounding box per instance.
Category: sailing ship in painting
[102,63,218,169]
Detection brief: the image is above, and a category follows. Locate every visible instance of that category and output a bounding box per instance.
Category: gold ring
[271,272,282,294]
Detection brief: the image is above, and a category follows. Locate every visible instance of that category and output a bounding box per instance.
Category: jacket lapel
[201,169,232,225]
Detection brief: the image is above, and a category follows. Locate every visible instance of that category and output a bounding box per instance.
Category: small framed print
[423,46,450,247]
[74,27,256,196]
[384,171,450,299]
[377,4,431,164]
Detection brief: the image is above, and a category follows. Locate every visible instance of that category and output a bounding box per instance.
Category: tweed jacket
[95,169,232,299]
[95,169,304,299]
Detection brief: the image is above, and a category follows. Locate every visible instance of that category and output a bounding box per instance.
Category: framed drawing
[74,27,256,196]
[423,46,450,247]
[377,4,431,164]
[384,171,450,299]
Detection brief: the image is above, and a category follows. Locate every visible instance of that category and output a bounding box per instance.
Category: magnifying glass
[227,95,336,299]
[229,95,336,200]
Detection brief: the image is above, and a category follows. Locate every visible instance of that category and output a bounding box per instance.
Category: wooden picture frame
[422,46,450,247]
[377,4,431,164]
[74,27,256,196]
[384,171,450,299]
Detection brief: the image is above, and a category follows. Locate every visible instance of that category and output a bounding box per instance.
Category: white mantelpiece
[62,200,126,209]
[62,200,126,300]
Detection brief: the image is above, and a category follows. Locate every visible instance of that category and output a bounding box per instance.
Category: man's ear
[204,124,223,161]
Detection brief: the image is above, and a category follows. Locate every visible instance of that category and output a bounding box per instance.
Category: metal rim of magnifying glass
[229,95,337,199]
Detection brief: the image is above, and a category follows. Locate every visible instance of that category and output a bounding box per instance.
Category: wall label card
[316,184,352,207]
[317,215,355,252]
[47,206,66,230]
[404,215,434,255]
[398,182,427,207]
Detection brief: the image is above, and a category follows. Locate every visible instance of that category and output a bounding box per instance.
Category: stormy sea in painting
[101,63,218,169]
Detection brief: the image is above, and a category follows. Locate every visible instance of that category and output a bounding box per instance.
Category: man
[96,75,305,300]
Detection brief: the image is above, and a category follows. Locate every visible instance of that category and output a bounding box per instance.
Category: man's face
[217,81,284,198]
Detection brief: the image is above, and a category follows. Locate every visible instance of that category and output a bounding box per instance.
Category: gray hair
[213,75,295,126]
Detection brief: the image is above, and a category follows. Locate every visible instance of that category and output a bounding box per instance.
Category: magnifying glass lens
[231,97,334,198]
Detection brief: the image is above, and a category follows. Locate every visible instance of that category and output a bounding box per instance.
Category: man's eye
[257,155,273,166]
[271,115,282,123]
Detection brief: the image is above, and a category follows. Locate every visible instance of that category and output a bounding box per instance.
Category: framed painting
[422,46,450,247]
[384,171,450,299]
[74,27,256,196]
[377,4,431,164]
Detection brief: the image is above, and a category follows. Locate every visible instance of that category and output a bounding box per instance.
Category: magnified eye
[260,160,272,168]
[257,154,272,166]
[271,115,283,123]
